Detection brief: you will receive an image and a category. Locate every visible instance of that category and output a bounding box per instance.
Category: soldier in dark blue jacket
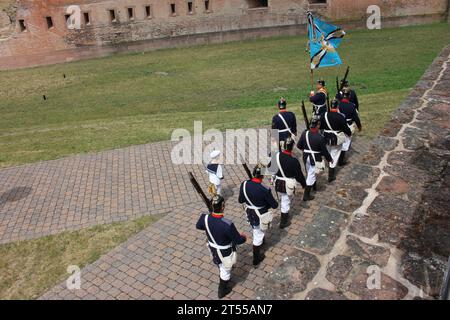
[238,165,278,267]
[272,98,298,146]
[297,117,332,201]
[320,99,352,182]
[338,88,362,166]
[196,195,247,299]
[274,137,306,229]
[310,80,328,117]
[337,80,359,110]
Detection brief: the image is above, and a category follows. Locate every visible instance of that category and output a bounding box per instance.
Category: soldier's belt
[208,242,232,250]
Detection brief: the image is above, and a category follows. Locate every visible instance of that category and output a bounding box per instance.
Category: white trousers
[342,135,351,152]
[215,184,222,196]
[219,264,231,281]
[280,193,291,213]
[252,226,265,246]
[305,156,316,186]
[327,145,342,169]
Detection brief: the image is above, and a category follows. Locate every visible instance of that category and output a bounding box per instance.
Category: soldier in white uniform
[206,150,224,196]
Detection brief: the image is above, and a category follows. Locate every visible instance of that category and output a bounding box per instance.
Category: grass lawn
[0,23,449,168]
[0,214,159,299]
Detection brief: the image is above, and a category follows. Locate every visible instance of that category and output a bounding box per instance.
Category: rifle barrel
[301,100,310,130]
[188,172,212,212]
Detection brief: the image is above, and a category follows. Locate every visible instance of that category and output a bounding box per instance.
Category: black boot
[303,186,315,201]
[338,151,347,166]
[218,278,232,299]
[328,168,336,182]
[279,212,291,229]
[253,245,265,267]
[312,182,317,192]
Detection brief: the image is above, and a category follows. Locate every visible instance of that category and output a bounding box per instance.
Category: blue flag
[307,12,346,69]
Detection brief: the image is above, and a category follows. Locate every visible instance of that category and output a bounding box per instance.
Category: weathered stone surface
[391,106,415,124]
[325,165,379,212]
[386,150,442,184]
[305,288,348,300]
[348,266,408,300]
[345,236,390,267]
[402,254,447,298]
[296,207,347,255]
[326,255,352,287]
[255,250,320,300]
[403,127,427,150]
[361,145,384,166]
[367,194,418,226]
[417,102,450,121]
[350,212,409,246]
[372,136,398,151]
[397,97,423,111]
[325,186,367,213]
[376,175,409,195]
[380,120,403,137]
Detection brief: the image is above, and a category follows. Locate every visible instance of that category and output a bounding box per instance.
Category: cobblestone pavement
[0,138,261,244]
[41,133,371,300]
[21,46,450,300]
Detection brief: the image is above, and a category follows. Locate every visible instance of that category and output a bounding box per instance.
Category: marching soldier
[274,137,306,228]
[206,150,224,196]
[272,98,298,146]
[337,80,359,110]
[297,117,333,200]
[196,195,247,299]
[320,99,352,182]
[310,79,328,117]
[238,165,278,267]
[338,88,362,165]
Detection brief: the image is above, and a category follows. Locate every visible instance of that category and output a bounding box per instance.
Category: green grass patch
[0,23,449,168]
[0,214,159,300]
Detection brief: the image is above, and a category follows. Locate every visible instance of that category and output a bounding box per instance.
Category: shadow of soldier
[0,186,32,207]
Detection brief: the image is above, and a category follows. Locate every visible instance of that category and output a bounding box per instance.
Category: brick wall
[0,0,448,69]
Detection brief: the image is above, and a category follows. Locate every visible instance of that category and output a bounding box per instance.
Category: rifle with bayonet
[242,163,253,180]
[336,76,340,95]
[326,93,330,112]
[188,172,213,212]
[338,66,350,92]
[301,100,310,130]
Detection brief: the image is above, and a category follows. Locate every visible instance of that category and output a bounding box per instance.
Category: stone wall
[0,0,448,69]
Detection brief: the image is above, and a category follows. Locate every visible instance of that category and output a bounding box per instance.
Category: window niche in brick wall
[108,9,117,23]
[247,0,269,9]
[204,0,211,13]
[127,7,135,21]
[145,5,153,18]
[18,19,27,32]
[83,12,91,26]
[46,16,54,29]
[170,3,177,16]
[187,1,194,15]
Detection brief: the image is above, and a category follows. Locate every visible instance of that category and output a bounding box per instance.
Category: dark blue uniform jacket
[338,100,362,129]
[297,130,332,165]
[196,213,246,265]
[310,91,328,116]
[238,178,278,227]
[320,111,352,146]
[272,111,297,142]
[274,151,306,193]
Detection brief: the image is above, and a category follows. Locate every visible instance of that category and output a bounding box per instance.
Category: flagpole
[306,11,314,93]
